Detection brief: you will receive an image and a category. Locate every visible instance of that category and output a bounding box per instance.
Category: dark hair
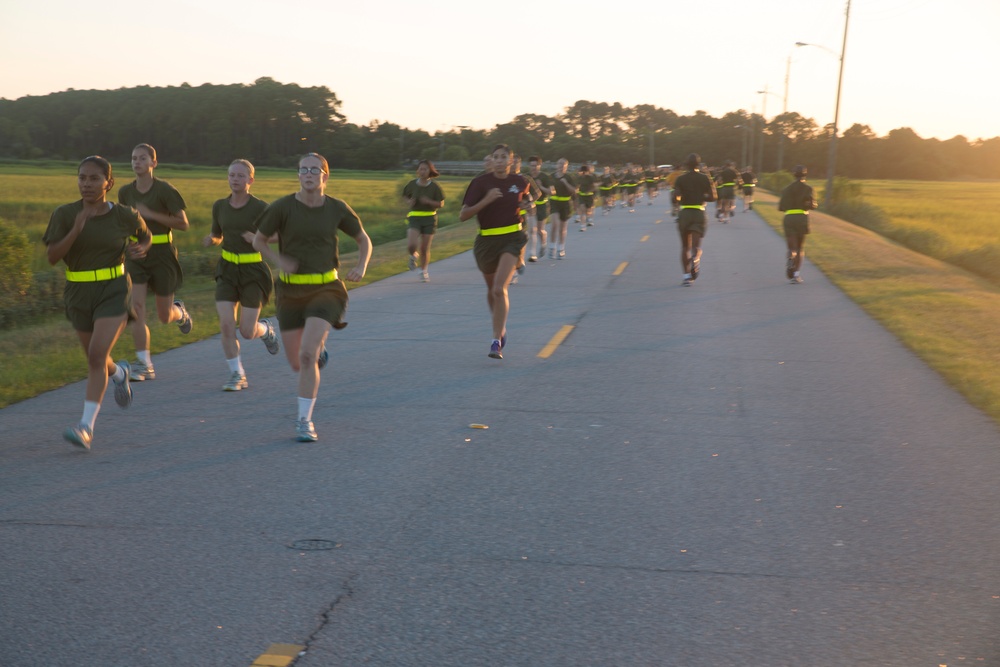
[417,159,439,178]
[79,155,113,180]
[492,144,511,155]
[793,164,808,178]
[528,155,542,164]
[685,153,701,169]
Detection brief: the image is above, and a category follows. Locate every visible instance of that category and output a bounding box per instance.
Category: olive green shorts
[783,215,811,236]
[677,208,707,237]
[474,230,527,275]
[214,259,273,309]
[578,195,594,209]
[64,275,135,332]
[551,200,573,221]
[407,215,438,235]
[275,280,348,330]
[126,244,183,296]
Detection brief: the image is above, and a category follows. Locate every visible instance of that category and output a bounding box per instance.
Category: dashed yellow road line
[537,325,575,359]
[613,262,628,276]
[251,643,304,667]
[640,235,650,242]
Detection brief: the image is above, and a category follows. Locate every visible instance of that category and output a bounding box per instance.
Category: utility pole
[824,0,852,209]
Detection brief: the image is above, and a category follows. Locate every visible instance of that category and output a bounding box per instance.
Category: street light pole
[756,87,782,173]
[824,0,852,209]
[778,52,792,172]
[756,86,770,172]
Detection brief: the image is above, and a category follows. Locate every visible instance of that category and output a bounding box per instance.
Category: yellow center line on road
[613,262,628,276]
[250,643,304,667]
[640,235,650,242]
[537,324,575,359]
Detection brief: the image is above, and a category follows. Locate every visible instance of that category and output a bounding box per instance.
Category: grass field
[0,162,470,272]
[846,180,1000,284]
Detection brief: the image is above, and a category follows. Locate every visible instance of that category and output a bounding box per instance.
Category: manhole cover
[288,539,339,551]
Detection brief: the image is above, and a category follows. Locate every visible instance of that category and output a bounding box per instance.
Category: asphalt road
[2,193,999,666]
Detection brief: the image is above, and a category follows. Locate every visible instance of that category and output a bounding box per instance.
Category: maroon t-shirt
[462,172,531,231]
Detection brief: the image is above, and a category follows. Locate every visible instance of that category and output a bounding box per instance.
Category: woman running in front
[252,153,372,442]
[402,159,445,282]
[460,144,532,359]
[44,156,152,450]
[201,159,280,392]
[118,143,192,382]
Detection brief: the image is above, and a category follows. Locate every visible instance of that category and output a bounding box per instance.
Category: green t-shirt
[43,201,148,272]
[211,195,269,254]
[531,171,554,200]
[255,194,363,274]
[402,179,445,214]
[551,172,577,198]
[117,178,186,236]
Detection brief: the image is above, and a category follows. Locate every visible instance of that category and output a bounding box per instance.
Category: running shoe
[488,340,503,359]
[260,318,280,355]
[579,225,586,232]
[516,264,525,276]
[64,424,93,450]
[223,372,248,391]
[682,273,693,286]
[112,360,132,408]
[791,274,804,284]
[408,253,418,271]
[548,247,555,259]
[317,346,329,370]
[528,255,538,263]
[587,221,594,226]
[421,270,430,283]
[691,257,700,280]
[129,360,155,381]
[295,418,318,442]
[174,300,193,334]
[786,257,795,280]
[510,273,519,285]
[558,250,566,259]
[500,332,507,350]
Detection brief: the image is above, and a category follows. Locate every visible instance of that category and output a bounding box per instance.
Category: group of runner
[46,147,371,449]
[47,145,814,450]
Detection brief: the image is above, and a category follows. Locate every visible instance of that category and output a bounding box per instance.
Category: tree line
[1,78,997,180]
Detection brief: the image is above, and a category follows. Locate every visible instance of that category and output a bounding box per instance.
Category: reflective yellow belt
[535,198,548,205]
[550,195,572,202]
[479,223,523,236]
[599,186,614,191]
[646,179,657,183]
[720,182,736,187]
[279,269,338,284]
[221,249,263,264]
[744,183,756,187]
[129,232,172,244]
[579,191,594,196]
[786,209,808,215]
[680,205,705,210]
[408,210,437,217]
[66,264,125,282]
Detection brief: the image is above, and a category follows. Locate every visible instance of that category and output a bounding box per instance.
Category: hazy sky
[2,0,996,142]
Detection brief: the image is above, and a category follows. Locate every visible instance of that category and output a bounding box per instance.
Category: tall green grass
[839,180,1000,284]
[0,163,470,272]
